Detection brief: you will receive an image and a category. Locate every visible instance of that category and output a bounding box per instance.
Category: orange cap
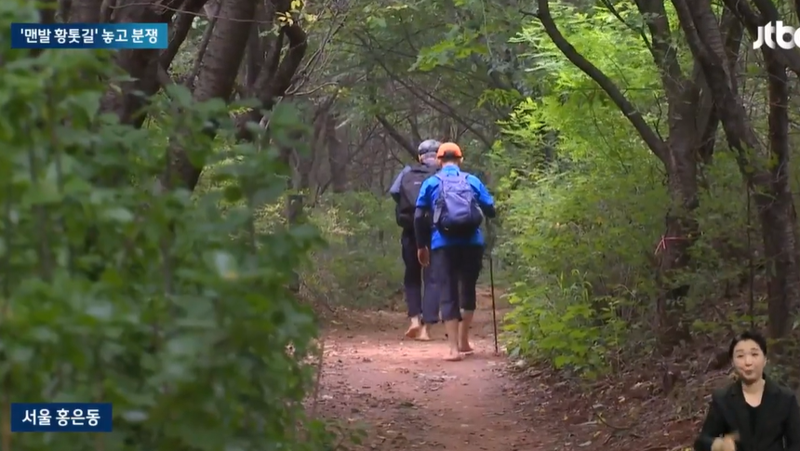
[437,142,463,159]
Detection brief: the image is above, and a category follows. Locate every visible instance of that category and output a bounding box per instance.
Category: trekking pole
[489,251,499,355]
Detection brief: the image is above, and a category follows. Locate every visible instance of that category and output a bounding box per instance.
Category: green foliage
[193,178,403,310]
[0,2,334,449]
[305,193,402,309]
[505,273,628,379]
[411,25,488,72]
[513,3,663,122]
[496,1,765,377]
[497,145,664,377]
[333,0,529,133]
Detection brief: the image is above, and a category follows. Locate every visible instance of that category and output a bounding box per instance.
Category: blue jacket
[413,165,496,250]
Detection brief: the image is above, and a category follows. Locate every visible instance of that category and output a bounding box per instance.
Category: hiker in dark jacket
[388,139,441,341]
[414,142,496,361]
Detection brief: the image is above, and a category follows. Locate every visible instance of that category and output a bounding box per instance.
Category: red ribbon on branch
[654,236,689,255]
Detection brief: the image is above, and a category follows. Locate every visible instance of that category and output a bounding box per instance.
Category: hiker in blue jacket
[414,142,496,361]
[389,139,441,341]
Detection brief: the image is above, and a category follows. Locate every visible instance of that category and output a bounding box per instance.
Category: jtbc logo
[753,21,800,49]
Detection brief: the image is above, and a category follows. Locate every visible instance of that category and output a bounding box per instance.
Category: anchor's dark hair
[728,330,768,359]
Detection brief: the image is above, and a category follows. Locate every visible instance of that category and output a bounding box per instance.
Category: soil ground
[315,287,557,450]
[315,287,712,451]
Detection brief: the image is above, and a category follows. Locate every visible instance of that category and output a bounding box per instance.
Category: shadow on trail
[316,288,558,450]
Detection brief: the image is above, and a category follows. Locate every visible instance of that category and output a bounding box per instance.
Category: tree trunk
[285,194,303,293]
[673,0,800,344]
[760,52,800,341]
[67,0,100,23]
[655,132,698,353]
[327,113,347,193]
[536,0,734,354]
[100,0,186,126]
[168,0,256,190]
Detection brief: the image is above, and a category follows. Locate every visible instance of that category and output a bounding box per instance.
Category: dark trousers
[400,232,437,323]
[430,245,484,322]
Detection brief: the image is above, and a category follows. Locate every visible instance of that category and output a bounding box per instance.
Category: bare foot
[405,322,421,339]
[459,343,474,355]
[444,350,463,361]
[416,328,431,341]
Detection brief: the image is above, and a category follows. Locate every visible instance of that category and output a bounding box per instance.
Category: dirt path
[316,288,559,451]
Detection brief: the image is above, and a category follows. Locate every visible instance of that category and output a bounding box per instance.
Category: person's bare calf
[443,319,463,361]
[458,310,474,354]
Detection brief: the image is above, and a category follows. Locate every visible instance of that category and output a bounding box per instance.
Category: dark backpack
[396,164,438,230]
[433,172,483,237]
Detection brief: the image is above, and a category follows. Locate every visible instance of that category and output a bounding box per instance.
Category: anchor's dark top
[694,377,800,451]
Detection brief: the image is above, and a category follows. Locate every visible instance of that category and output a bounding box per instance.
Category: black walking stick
[485,220,499,355]
[489,250,498,355]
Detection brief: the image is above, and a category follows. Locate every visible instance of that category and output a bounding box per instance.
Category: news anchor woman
[694,330,800,451]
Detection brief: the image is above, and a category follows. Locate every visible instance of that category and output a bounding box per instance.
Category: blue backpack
[433,172,483,237]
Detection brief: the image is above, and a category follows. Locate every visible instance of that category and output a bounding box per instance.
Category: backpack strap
[434,170,469,197]
[433,173,446,217]
[434,173,444,193]
[434,170,465,181]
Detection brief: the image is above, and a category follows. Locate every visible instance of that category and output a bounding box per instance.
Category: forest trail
[316,287,561,451]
